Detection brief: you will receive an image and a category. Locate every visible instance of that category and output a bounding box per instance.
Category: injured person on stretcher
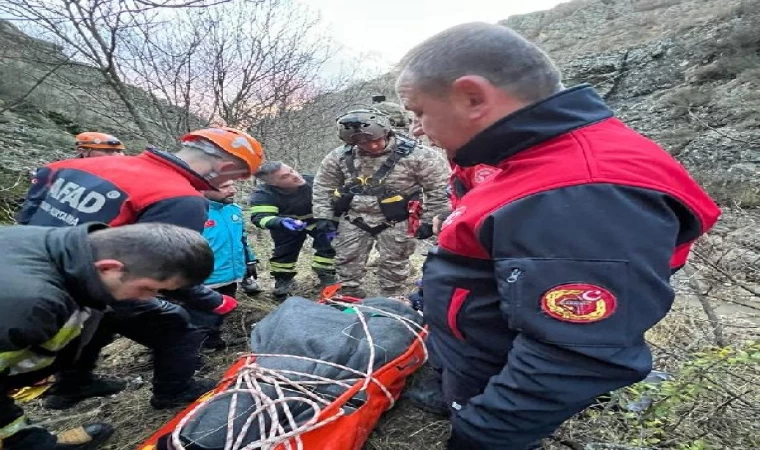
[148,294,426,450]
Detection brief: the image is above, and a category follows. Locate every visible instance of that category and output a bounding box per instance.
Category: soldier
[249,161,336,298]
[312,109,451,298]
[370,94,413,131]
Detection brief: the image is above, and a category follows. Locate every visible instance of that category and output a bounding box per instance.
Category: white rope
[168,298,427,450]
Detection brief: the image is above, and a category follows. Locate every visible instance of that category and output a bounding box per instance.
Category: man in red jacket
[396,23,721,449]
[16,127,264,410]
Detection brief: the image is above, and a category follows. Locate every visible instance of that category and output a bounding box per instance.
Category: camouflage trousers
[333,217,416,297]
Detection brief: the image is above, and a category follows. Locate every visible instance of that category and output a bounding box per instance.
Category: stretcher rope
[169,298,427,450]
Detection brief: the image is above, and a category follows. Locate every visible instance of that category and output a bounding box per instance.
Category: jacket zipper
[506,268,523,331]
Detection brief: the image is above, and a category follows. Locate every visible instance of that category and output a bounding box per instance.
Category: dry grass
[20,212,760,450]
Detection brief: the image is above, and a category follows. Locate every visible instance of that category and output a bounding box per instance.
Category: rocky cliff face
[502,0,760,206]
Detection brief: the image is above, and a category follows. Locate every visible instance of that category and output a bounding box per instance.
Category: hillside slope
[502,0,760,206]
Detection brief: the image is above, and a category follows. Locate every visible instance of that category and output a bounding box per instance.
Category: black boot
[273,277,295,298]
[150,378,217,410]
[201,330,227,352]
[316,271,337,289]
[44,375,127,410]
[55,423,114,450]
[401,365,449,417]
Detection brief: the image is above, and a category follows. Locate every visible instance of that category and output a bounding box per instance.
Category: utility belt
[331,184,420,236]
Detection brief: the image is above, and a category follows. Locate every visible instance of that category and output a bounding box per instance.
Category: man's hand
[280,218,306,232]
[212,295,238,315]
[415,222,434,239]
[313,219,338,233]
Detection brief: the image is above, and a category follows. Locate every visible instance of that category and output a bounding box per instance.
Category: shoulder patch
[540,283,617,323]
[204,219,216,228]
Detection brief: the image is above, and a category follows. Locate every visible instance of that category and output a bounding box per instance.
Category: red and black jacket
[421,85,721,450]
[16,149,223,310]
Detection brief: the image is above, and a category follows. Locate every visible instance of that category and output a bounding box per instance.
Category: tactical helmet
[336,109,392,145]
[370,97,410,128]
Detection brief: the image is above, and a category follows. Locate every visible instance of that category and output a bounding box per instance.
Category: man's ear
[94,259,124,274]
[450,75,493,120]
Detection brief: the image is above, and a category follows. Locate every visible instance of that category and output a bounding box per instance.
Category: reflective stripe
[0,309,89,376]
[312,256,334,264]
[305,223,317,231]
[259,216,278,228]
[270,261,297,273]
[312,262,334,270]
[250,205,279,214]
[0,415,28,439]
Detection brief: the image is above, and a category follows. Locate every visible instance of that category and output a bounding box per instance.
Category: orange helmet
[181,127,264,176]
[74,132,125,151]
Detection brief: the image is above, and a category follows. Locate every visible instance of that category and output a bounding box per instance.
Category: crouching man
[0,222,214,450]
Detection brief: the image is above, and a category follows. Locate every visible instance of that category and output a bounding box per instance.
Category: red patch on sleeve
[204,219,216,228]
[540,283,617,323]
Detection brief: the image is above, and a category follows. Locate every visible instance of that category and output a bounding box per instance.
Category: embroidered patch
[472,167,499,185]
[441,206,466,230]
[204,219,216,228]
[541,283,617,323]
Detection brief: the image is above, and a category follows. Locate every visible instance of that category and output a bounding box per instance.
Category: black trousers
[59,299,204,397]
[184,284,238,341]
[269,228,336,280]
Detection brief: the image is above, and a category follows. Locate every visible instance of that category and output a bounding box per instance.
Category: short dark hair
[89,223,213,285]
[254,161,283,179]
[397,22,563,103]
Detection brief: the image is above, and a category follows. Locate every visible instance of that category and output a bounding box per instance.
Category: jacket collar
[138,148,215,191]
[46,223,115,310]
[452,84,614,167]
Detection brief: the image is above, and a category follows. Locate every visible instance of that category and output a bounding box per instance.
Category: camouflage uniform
[313,136,451,296]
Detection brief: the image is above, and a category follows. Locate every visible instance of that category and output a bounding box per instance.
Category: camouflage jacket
[313,137,451,226]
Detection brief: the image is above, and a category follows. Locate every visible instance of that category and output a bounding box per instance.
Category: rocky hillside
[1,0,759,214]
[502,0,760,206]
[0,20,201,219]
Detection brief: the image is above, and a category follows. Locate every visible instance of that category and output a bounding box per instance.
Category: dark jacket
[15,149,222,310]
[248,175,316,229]
[0,223,113,390]
[422,85,722,450]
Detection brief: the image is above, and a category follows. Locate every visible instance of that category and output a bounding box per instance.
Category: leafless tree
[0,0,237,142]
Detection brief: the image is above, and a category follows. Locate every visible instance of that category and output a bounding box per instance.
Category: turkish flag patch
[540,283,617,323]
[204,219,216,228]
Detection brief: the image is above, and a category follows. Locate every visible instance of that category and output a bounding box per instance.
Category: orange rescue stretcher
[137,285,427,450]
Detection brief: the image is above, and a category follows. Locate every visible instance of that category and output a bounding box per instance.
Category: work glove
[245,262,258,279]
[415,222,434,240]
[313,219,338,233]
[212,294,238,315]
[279,217,306,232]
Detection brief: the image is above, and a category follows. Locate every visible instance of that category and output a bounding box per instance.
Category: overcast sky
[310,0,568,72]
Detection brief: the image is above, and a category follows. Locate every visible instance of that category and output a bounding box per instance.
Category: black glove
[245,262,258,279]
[415,222,434,239]
[313,219,338,234]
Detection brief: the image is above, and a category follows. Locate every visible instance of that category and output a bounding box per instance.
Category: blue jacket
[202,201,257,288]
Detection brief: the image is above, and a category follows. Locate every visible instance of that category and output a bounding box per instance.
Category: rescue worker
[371,94,412,131]
[409,117,500,233]
[14,127,264,411]
[199,180,261,350]
[0,222,214,450]
[395,22,722,449]
[73,132,126,158]
[249,161,336,298]
[312,110,450,298]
